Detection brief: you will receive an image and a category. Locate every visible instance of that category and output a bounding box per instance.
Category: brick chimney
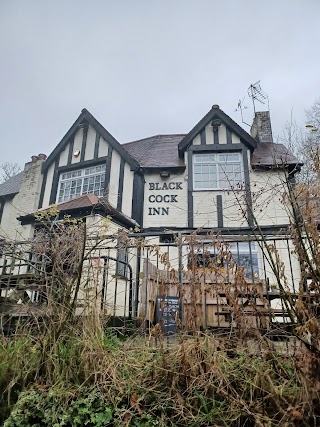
[250,111,273,143]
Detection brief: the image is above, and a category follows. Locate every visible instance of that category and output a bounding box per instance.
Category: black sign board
[156,295,180,335]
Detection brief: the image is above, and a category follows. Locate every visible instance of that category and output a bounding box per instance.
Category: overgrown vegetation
[1,328,320,426]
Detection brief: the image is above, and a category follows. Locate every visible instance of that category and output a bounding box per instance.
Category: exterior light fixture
[160,171,170,178]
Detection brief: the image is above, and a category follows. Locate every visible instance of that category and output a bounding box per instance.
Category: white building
[0,105,302,330]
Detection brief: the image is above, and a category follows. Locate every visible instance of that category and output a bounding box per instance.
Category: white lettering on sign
[148,182,183,215]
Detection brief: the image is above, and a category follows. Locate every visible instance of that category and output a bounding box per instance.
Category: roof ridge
[123,133,186,146]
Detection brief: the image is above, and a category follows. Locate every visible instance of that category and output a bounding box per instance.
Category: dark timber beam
[38,170,48,209]
[0,197,4,225]
[80,124,88,162]
[104,146,113,198]
[212,118,221,145]
[49,158,60,205]
[200,128,206,145]
[58,156,108,173]
[226,127,232,144]
[189,143,244,152]
[117,158,125,211]
[67,136,75,165]
[242,145,254,227]
[217,195,223,228]
[187,150,193,228]
[131,171,144,226]
[94,131,100,160]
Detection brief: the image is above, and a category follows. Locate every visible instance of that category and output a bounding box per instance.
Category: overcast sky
[0,0,319,165]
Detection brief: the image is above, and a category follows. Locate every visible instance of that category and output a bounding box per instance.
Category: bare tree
[306,96,320,129]
[280,97,320,185]
[0,162,22,183]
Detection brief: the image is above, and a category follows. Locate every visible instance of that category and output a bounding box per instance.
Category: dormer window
[193,153,243,190]
[57,164,106,203]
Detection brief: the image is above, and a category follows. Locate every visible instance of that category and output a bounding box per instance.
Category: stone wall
[0,159,44,241]
[250,111,273,143]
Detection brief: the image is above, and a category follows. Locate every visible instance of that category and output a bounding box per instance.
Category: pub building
[0,104,302,331]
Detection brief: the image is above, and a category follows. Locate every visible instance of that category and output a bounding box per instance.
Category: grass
[0,323,319,426]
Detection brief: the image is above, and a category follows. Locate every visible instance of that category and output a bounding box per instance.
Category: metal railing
[0,234,315,335]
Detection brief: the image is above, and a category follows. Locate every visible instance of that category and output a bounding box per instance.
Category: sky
[0,0,319,165]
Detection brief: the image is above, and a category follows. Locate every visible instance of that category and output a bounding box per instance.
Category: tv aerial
[235,98,250,127]
[247,81,269,113]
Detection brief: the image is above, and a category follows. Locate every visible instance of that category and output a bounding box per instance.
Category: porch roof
[18,194,139,229]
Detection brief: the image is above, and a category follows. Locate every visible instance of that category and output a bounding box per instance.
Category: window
[57,164,106,203]
[231,242,259,279]
[116,248,128,278]
[193,153,243,190]
[190,241,259,279]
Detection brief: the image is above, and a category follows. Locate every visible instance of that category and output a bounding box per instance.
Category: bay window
[57,164,106,203]
[193,152,243,190]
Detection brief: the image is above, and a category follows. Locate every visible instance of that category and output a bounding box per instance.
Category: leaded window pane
[57,164,106,202]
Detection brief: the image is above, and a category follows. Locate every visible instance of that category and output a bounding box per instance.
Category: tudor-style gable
[175,105,255,229]
[43,109,139,174]
[178,104,257,155]
[39,109,143,225]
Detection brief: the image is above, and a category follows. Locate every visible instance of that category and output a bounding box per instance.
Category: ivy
[4,388,114,427]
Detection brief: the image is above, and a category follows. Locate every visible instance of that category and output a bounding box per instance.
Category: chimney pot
[38,153,47,160]
[31,155,39,163]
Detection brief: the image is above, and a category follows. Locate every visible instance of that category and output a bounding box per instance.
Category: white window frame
[57,164,106,203]
[193,152,244,190]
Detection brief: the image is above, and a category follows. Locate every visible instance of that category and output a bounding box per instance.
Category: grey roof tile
[123,135,300,170]
[0,172,24,197]
[251,142,301,168]
[123,134,186,168]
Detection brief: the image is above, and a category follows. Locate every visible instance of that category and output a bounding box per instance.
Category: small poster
[156,295,180,335]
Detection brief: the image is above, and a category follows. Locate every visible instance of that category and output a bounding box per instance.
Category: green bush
[4,387,113,427]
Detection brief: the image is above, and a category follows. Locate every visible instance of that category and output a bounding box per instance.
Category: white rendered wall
[143,172,188,228]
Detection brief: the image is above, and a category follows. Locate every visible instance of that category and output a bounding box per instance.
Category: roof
[251,142,302,168]
[18,194,139,228]
[123,132,300,170]
[51,193,99,211]
[0,172,24,197]
[123,134,186,169]
[178,105,258,153]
